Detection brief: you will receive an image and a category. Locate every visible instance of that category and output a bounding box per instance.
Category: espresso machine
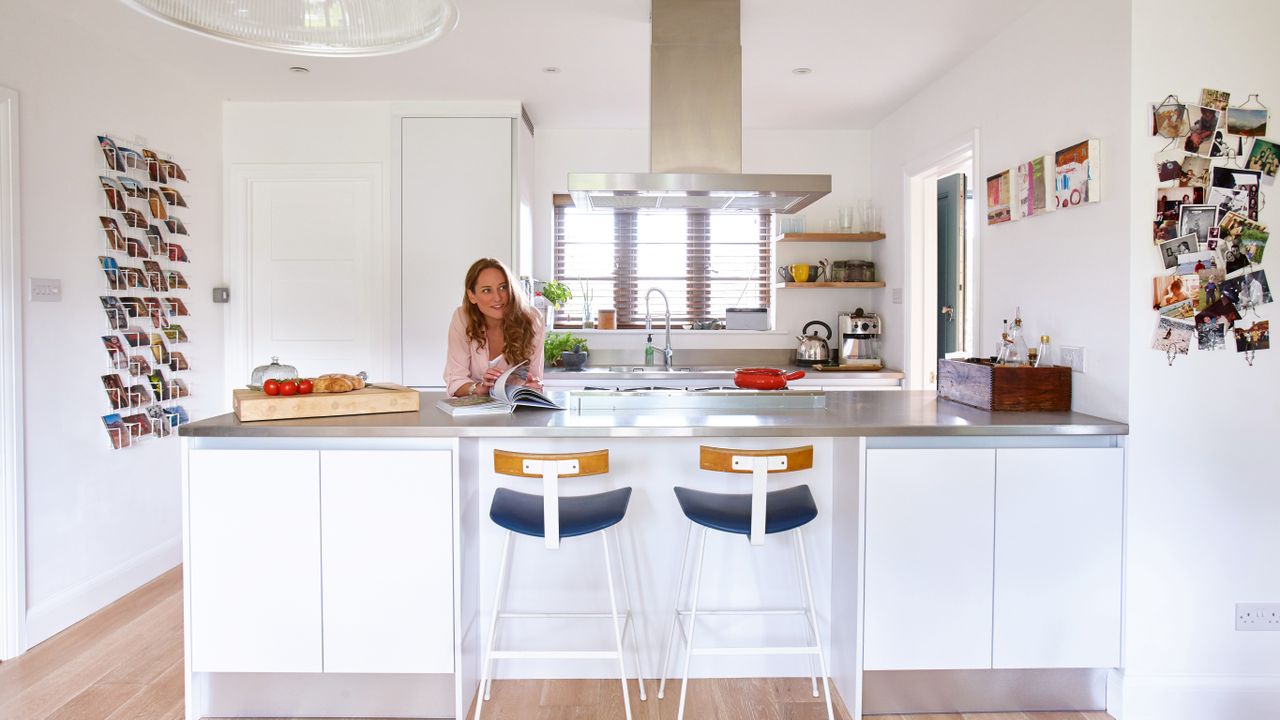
[838,308,883,369]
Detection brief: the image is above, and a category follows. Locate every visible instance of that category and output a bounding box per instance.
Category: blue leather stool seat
[490,486,633,539]
[672,484,817,537]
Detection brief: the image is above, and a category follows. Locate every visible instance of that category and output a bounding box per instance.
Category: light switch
[212,287,230,303]
[29,278,61,302]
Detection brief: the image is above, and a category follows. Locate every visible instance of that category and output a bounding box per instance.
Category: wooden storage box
[936,359,1071,412]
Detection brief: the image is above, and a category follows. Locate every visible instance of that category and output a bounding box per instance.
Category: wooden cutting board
[233,384,420,422]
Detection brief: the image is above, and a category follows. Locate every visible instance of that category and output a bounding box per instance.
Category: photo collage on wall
[1149,89,1272,365]
[96,134,192,449]
[986,139,1100,225]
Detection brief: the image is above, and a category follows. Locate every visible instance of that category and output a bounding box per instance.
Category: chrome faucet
[644,288,674,368]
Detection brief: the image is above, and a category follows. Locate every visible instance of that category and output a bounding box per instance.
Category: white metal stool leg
[795,529,835,720]
[476,530,514,720]
[601,528,634,720]
[613,526,648,701]
[676,526,709,720]
[792,528,820,697]
[658,520,695,699]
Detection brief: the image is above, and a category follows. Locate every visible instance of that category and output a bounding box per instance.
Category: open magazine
[436,360,563,416]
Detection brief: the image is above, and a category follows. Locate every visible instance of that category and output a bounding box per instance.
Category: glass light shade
[121,0,459,57]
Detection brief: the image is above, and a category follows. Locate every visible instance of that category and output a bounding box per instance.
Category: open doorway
[904,131,979,389]
[0,85,25,660]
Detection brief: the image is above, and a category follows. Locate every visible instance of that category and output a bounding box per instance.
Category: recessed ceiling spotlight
[542,66,561,74]
[289,66,311,74]
[792,67,813,75]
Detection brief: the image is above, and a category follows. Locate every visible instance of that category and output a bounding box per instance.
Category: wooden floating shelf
[776,232,885,243]
[774,281,886,289]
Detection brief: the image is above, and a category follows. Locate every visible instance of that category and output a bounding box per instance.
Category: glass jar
[597,308,616,330]
[849,261,876,282]
[249,356,298,390]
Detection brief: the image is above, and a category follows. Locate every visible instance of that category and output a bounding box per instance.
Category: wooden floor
[0,567,1114,720]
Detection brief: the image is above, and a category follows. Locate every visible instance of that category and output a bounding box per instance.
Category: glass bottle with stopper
[1033,335,1051,367]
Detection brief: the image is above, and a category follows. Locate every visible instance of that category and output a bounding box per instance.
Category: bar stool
[477,449,648,720]
[657,445,834,720]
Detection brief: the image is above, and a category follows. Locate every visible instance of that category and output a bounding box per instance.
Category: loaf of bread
[312,373,366,393]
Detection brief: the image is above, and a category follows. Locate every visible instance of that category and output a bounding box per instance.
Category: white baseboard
[1122,674,1280,720]
[24,538,181,647]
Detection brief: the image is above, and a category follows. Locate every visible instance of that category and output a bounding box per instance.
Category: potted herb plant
[538,281,572,329]
[544,332,589,370]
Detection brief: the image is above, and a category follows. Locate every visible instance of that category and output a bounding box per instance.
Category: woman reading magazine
[443,257,546,398]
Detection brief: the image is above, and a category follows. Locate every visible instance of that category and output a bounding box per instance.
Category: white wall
[1124,1,1280,716]
[533,128,875,354]
[0,4,223,644]
[870,0,1132,421]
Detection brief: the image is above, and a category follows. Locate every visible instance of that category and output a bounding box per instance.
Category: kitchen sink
[608,366,697,372]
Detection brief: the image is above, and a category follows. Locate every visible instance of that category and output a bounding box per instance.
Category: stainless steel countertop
[543,365,905,382]
[180,391,1127,438]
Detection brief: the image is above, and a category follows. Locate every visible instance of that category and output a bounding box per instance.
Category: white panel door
[246,165,387,380]
[189,450,321,672]
[993,448,1123,669]
[401,117,513,388]
[320,450,454,673]
[864,449,996,670]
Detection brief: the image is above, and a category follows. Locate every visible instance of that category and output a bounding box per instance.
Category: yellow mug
[790,264,811,282]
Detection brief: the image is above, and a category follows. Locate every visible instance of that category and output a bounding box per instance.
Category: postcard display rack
[96,134,193,449]
[1149,90,1273,366]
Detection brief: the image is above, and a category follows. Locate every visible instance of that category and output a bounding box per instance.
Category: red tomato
[263,379,280,396]
[279,380,298,396]
[297,379,314,395]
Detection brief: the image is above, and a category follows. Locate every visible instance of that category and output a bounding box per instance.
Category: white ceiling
[47,0,1037,130]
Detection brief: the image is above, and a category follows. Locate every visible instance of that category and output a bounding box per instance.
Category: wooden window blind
[552,195,772,329]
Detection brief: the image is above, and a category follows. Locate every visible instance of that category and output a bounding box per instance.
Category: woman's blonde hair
[462,258,536,367]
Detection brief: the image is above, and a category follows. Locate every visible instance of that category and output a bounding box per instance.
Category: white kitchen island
[178,391,1126,720]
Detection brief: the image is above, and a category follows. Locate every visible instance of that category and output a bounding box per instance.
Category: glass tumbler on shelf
[838,206,855,231]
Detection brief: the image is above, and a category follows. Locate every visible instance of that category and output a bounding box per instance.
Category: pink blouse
[443,306,546,396]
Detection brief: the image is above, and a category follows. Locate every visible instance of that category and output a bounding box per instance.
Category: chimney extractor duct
[567,0,830,214]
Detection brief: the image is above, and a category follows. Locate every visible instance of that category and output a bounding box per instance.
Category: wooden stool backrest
[493,449,609,549]
[699,445,814,546]
[699,445,813,474]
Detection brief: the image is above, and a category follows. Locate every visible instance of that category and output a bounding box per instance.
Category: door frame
[0,86,27,660]
[902,129,980,390]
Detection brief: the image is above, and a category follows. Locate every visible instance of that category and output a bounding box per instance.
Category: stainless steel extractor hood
[567,0,830,214]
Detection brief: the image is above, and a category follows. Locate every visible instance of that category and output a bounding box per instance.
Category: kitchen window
[551,195,771,329]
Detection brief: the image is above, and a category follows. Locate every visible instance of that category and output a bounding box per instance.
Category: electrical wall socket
[1060,345,1085,373]
[891,287,903,305]
[1236,602,1280,631]
[29,277,62,302]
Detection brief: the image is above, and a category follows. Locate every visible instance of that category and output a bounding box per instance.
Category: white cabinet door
[320,450,454,673]
[993,448,1123,669]
[401,117,514,388]
[864,449,996,670]
[189,450,322,672]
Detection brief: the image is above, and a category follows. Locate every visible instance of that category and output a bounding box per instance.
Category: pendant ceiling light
[121,0,459,57]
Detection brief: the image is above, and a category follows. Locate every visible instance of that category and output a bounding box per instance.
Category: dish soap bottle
[644,334,655,366]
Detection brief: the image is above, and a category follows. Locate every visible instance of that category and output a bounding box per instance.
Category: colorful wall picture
[1226,107,1269,137]
[1200,88,1231,112]
[1245,138,1279,177]
[1016,155,1055,219]
[986,169,1014,225]
[1152,102,1190,138]
[1055,139,1100,208]
[1233,321,1270,353]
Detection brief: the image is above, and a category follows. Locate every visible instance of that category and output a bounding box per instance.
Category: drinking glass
[838,206,855,231]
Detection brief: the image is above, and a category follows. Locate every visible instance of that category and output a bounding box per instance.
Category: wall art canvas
[986,169,1015,225]
[1016,155,1056,219]
[1055,139,1100,208]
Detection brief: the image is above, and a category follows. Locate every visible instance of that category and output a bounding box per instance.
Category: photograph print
[1158,234,1197,270]
[1178,204,1219,245]
[1209,166,1261,221]
[1179,155,1212,187]
[1246,138,1279,177]
[1226,107,1269,137]
[1184,106,1220,156]
[1201,88,1231,112]
[1152,317,1194,355]
[1156,150,1184,184]
[1153,102,1190,138]
[1197,316,1226,351]
[1234,321,1270,353]
[1220,269,1273,310]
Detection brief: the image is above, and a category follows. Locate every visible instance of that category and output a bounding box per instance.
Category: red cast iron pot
[733,367,805,390]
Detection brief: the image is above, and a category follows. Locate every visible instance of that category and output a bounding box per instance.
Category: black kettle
[795,320,833,367]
